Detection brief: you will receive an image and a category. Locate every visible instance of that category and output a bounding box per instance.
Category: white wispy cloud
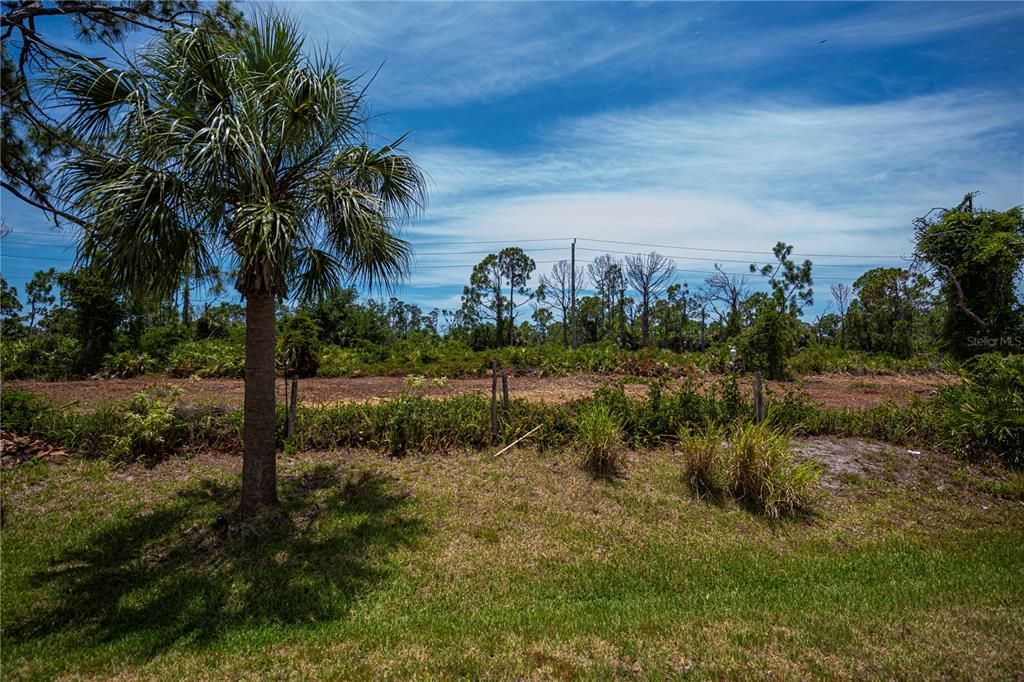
[287,2,1023,108]
[394,91,1023,306]
[290,1,691,108]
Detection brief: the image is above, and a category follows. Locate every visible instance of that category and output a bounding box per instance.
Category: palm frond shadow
[7,465,423,661]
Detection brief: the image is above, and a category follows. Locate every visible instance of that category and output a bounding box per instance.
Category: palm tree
[58,14,426,511]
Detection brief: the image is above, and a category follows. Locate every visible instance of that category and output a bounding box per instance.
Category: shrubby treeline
[2,195,1021,381]
[4,351,1021,467]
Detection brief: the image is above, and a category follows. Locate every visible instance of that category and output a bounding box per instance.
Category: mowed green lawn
[1,443,1022,679]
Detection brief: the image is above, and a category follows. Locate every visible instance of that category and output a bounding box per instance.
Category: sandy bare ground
[6,371,954,412]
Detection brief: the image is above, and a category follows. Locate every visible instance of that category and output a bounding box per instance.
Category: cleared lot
[8,371,953,411]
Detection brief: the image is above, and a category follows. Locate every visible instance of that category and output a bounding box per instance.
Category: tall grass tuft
[727,422,822,517]
[679,424,728,500]
[576,402,624,477]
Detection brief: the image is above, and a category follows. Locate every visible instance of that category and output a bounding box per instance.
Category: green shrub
[318,346,362,377]
[742,307,796,380]
[789,345,943,375]
[935,353,1024,466]
[0,388,58,434]
[101,350,158,378]
[167,339,244,378]
[576,402,624,477]
[726,422,823,517]
[1,335,81,380]
[290,393,493,453]
[139,324,190,361]
[0,337,36,379]
[279,311,321,378]
[105,389,186,462]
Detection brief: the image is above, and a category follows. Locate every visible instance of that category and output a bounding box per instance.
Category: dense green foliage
[5,352,1019,466]
[844,267,933,357]
[166,340,245,378]
[280,311,322,378]
[913,195,1024,358]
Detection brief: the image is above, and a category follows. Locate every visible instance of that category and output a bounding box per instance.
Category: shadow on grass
[6,464,423,664]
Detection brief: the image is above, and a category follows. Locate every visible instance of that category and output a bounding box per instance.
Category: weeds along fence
[2,365,1021,466]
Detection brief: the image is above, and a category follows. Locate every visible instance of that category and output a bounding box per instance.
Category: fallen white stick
[494,424,543,457]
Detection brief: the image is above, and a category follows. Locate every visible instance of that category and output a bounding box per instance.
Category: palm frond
[64,153,209,298]
[292,246,344,303]
[333,138,427,221]
[53,60,145,138]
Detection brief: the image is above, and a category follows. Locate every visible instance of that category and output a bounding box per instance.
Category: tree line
[7,195,1021,385]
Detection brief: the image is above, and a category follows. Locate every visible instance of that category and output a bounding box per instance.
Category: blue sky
[2,1,1023,320]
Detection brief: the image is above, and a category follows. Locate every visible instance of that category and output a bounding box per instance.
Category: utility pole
[700,307,708,352]
[570,239,577,347]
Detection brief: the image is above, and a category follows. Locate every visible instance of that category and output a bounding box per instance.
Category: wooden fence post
[501,372,510,414]
[753,371,765,424]
[287,374,299,438]
[490,361,498,441]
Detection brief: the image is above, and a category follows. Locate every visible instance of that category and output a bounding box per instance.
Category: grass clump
[679,421,823,516]
[576,402,624,477]
[728,422,823,517]
[678,423,728,500]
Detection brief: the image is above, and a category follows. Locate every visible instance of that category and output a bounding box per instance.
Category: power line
[577,237,906,260]
[408,259,568,270]
[1,253,75,263]
[573,259,864,282]
[0,252,870,280]
[404,237,572,246]
[1,238,78,248]
[575,246,894,268]
[413,246,566,257]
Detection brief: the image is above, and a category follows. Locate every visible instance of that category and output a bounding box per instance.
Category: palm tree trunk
[241,289,279,511]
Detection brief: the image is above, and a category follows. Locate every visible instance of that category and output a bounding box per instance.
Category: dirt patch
[793,437,909,491]
[767,374,954,411]
[6,372,953,413]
